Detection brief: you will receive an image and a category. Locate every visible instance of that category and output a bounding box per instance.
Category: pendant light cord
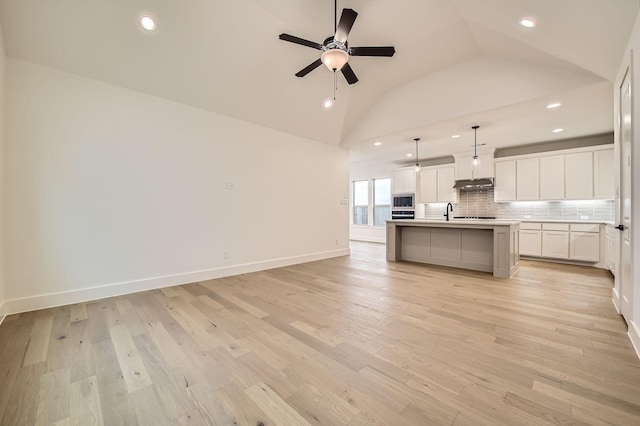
[472,125,479,159]
[414,138,419,166]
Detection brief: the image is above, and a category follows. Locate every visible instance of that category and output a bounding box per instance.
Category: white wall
[615,10,640,357]
[4,58,350,313]
[0,25,6,320]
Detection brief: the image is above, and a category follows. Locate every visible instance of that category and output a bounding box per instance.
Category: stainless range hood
[453,178,494,189]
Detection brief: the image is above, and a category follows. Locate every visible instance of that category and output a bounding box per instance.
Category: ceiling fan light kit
[321,48,349,71]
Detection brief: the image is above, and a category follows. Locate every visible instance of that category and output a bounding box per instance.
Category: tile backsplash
[421,188,615,222]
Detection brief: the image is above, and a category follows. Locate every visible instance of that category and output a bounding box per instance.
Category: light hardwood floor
[1,241,639,425]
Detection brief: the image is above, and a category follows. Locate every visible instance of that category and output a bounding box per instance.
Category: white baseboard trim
[350,236,386,244]
[4,248,350,315]
[0,301,6,325]
[629,320,640,361]
[612,288,621,313]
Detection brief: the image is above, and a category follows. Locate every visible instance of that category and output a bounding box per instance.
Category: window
[373,178,391,226]
[353,180,369,225]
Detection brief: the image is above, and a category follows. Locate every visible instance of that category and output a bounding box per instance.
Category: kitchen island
[387,219,520,278]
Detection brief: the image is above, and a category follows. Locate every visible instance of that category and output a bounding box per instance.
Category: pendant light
[471,125,480,177]
[414,137,422,175]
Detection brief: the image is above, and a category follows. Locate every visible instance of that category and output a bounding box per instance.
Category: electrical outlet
[335,239,339,245]
[339,199,348,205]
[224,181,234,190]
[223,250,229,259]
[580,215,589,220]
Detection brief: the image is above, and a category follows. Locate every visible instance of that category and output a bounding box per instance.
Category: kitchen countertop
[421,217,612,225]
[388,219,520,226]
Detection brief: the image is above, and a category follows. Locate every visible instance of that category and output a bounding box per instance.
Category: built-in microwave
[392,193,415,210]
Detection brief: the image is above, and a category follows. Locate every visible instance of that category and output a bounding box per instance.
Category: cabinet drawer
[542,223,570,231]
[570,223,600,233]
[520,222,542,230]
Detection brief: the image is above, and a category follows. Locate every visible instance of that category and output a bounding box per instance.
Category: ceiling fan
[278,1,395,85]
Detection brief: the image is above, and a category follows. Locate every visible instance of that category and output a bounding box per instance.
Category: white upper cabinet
[493,145,613,202]
[516,158,540,200]
[437,166,457,203]
[565,152,593,199]
[594,148,615,199]
[539,155,565,200]
[418,165,457,203]
[494,160,516,201]
[391,168,416,194]
[419,168,438,202]
[455,154,494,180]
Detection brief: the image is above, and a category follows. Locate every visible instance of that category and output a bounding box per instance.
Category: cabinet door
[418,168,438,203]
[542,231,569,259]
[569,232,600,262]
[494,160,516,201]
[456,156,474,180]
[437,166,457,202]
[519,230,542,256]
[565,152,593,199]
[539,155,565,200]
[606,234,614,271]
[516,158,540,200]
[392,169,416,194]
[594,149,615,200]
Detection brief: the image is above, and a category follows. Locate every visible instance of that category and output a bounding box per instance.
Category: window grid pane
[373,178,391,227]
[353,180,369,225]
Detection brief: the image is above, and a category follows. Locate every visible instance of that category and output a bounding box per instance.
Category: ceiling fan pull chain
[333,70,337,100]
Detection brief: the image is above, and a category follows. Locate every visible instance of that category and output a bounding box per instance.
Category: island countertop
[387,219,521,226]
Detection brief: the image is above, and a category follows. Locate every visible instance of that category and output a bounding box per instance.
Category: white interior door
[620,68,633,321]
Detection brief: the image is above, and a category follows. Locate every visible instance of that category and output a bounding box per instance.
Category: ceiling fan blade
[295,59,323,77]
[350,46,396,57]
[341,63,359,85]
[279,33,323,50]
[334,9,358,43]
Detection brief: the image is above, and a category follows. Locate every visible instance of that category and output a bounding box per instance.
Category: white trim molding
[612,288,621,313]
[629,320,640,360]
[4,248,350,315]
[0,302,6,325]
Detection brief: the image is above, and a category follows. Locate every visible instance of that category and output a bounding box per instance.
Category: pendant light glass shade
[471,126,480,178]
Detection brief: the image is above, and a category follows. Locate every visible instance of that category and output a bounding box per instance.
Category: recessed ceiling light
[519,18,536,28]
[140,16,157,31]
[552,128,564,133]
[322,98,334,109]
[546,102,561,109]
[374,141,382,146]
[452,134,461,139]
[406,153,413,157]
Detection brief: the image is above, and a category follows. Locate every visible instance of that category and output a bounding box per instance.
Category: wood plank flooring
[1,241,639,425]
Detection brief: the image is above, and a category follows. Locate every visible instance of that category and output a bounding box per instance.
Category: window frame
[352,180,369,226]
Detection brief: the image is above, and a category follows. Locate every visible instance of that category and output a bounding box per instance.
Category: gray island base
[386,219,520,278]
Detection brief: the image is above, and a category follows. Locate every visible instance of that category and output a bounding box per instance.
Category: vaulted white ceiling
[0,0,637,166]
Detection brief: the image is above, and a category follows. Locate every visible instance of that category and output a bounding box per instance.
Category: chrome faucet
[444,202,454,221]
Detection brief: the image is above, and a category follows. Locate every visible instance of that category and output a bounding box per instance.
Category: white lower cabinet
[521,222,601,263]
[569,223,600,262]
[542,230,570,259]
[519,223,542,257]
[605,225,618,274]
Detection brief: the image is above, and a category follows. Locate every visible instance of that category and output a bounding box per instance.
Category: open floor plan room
[1,242,638,425]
